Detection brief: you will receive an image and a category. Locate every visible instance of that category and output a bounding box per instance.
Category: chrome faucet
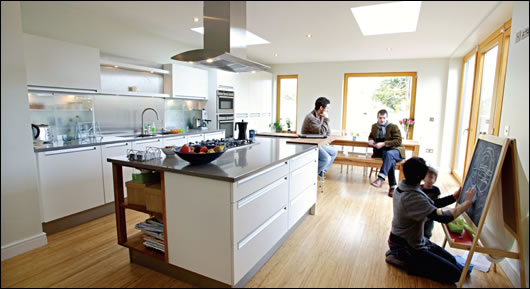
[141,107,159,135]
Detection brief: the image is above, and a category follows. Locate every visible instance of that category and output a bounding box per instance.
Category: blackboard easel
[442,135,526,288]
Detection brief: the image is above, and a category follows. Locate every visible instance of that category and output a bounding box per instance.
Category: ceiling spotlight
[386,47,392,51]
[306,34,312,38]
[206,58,214,63]
[193,17,200,22]
[274,53,279,57]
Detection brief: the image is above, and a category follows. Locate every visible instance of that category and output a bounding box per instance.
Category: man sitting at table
[301,97,337,177]
[368,109,405,197]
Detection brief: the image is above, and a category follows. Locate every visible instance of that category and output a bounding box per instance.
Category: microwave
[217,90,234,114]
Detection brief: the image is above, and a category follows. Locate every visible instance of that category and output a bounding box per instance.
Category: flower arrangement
[399,118,415,139]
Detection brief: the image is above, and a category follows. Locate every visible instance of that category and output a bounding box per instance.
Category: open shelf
[121,201,163,219]
[122,232,165,261]
[100,59,170,75]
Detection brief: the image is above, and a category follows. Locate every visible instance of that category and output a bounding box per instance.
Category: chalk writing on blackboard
[459,138,502,226]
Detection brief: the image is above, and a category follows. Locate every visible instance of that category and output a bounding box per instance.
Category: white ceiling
[59,1,510,65]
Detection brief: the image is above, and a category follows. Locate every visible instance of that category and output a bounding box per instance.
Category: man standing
[368,109,405,197]
[301,97,337,177]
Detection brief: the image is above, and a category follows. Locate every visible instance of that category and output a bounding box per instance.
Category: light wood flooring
[1,165,514,288]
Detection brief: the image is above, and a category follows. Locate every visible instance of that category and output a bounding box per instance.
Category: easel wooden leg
[442,237,447,248]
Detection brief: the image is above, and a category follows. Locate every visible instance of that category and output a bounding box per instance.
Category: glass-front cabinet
[28,90,96,142]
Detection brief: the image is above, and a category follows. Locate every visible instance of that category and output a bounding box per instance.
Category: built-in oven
[217,90,234,114]
[217,114,235,138]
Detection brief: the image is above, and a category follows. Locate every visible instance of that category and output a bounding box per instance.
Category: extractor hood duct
[171,1,269,73]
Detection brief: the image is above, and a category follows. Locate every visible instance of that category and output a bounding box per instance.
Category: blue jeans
[377,149,402,188]
[318,145,337,176]
[406,241,462,284]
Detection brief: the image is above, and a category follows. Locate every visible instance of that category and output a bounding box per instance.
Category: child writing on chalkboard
[421,166,441,239]
[385,157,476,284]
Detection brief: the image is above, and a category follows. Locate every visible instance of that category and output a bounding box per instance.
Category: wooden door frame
[276,75,299,129]
[451,49,478,183]
[342,72,417,139]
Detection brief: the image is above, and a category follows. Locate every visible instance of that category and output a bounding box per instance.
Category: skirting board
[500,259,526,288]
[1,232,47,261]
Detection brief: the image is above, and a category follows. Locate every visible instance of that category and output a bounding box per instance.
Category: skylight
[351,1,421,36]
[191,27,270,45]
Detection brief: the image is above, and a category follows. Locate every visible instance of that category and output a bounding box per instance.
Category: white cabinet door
[163,64,208,99]
[204,131,224,140]
[234,73,249,114]
[187,134,204,144]
[260,71,273,115]
[23,34,100,91]
[217,70,235,89]
[37,146,105,222]
[131,138,164,151]
[101,142,133,203]
[162,135,188,147]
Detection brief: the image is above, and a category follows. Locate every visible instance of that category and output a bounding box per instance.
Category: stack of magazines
[135,216,164,252]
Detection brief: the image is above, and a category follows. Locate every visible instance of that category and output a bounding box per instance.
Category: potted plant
[286,118,292,133]
[270,119,284,133]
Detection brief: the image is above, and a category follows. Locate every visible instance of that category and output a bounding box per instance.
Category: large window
[276,75,298,131]
[452,19,511,181]
[342,72,417,139]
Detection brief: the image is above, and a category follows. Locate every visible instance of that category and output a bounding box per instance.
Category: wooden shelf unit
[112,163,168,263]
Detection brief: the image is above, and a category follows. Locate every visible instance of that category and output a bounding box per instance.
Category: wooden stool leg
[442,237,447,248]
[493,263,497,272]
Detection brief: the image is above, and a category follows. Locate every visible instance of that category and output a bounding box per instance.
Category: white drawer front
[234,207,288,284]
[289,159,318,201]
[234,161,289,202]
[290,148,318,172]
[288,182,317,229]
[233,176,288,243]
[163,135,187,147]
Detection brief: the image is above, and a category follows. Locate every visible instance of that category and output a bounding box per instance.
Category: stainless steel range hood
[171,1,269,73]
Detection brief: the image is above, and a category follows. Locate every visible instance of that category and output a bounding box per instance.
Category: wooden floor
[1,165,514,288]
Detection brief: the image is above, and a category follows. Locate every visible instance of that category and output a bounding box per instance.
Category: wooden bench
[334,152,405,181]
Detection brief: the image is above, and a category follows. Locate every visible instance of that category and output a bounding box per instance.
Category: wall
[498,1,529,286]
[272,58,449,166]
[1,2,47,260]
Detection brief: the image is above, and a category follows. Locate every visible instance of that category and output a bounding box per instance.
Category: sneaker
[371,178,383,188]
[318,171,325,178]
[385,253,407,268]
[388,187,395,198]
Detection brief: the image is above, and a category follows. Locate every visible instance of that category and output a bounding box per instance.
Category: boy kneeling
[386,157,476,284]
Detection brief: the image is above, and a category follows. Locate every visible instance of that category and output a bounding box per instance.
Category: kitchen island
[107,136,319,287]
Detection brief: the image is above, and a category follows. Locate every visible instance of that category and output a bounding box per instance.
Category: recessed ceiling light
[274,53,279,57]
[191,27,269,45]
[386,48,392,51]
[306,34,312,38]
[193,17,199,22]
[206,58,214,63]
[351,1,422,36]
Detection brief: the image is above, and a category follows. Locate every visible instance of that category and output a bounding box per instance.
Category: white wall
[498,1,529,286]
[19,2,194,64]
[1,1,46,260]
[272,58,449,166]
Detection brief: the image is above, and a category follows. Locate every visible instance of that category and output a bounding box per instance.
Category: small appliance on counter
[234,120,248,141]
[32,124,53,143]
[196,108,212,130]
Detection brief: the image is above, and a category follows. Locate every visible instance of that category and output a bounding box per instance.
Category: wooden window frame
[276,75,299,129]
[342,72,417,139]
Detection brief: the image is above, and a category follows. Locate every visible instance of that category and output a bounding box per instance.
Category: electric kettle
[234,120,248,141]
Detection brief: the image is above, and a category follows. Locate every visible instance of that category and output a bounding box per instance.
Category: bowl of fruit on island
[173,144,226,165]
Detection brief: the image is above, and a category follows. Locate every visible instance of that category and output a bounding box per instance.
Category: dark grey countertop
[107,136,317,182]
[33,129,225,153]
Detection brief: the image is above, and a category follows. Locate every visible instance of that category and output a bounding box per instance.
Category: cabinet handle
[105,142,128,148]
[165,136,185,141]
[238,207,286,250]
[237,177,287,209]
[44,146,96,155]
[134,139,161,144]
[237,162,287,185]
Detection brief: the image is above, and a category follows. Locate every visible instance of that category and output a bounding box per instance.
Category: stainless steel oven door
[217,97,234,114]
[218,119,234,138]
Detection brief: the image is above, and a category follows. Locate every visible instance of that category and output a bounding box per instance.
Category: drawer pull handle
[238,207,286,250]
[105,143,128,148]
[44,146,96,155]
[237,162,287,185]
[237,177,287,209]
[135,139,161,144]
[166,136,185,141]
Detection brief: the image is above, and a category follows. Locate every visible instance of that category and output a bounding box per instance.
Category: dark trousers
[406,241,462,284]
[377,149,402,187]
